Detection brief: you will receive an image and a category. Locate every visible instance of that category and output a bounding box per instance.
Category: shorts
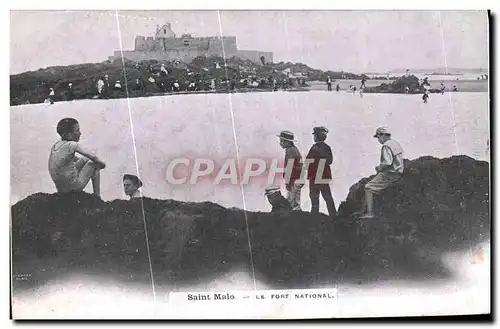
[365,171,402,195]
[53,158,92,192]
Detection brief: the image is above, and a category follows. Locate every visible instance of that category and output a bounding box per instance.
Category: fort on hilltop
[110,23,273,65]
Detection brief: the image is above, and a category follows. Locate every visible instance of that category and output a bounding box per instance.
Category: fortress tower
[112,23,273,65]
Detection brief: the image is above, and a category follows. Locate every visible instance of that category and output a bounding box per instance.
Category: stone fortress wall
[111,23,273,64]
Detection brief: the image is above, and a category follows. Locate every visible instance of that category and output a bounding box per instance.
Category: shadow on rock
[11,155,490,292]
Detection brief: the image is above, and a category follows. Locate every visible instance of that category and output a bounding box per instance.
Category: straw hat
[264,185,281,196]
[276,130,297,142]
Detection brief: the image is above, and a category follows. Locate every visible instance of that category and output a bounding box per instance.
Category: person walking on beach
[123,174,143,199]
[264,185,292,213]
[440,83,446,95]
[306,126,337,219]
[422,90,429,103]
[277,131,304,211]
[360,77,366,89]
[357,127,404,219]
[48,118,106,196]
[326,76,332,91]
[336,84,340,92]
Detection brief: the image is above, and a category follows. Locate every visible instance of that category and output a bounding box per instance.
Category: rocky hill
[11,155,489,291]
[10,56,368,106]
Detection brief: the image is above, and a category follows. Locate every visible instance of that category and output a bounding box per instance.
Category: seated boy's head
[123,174,143,196]
[57,118,81,142]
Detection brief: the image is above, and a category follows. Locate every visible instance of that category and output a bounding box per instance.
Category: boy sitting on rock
[48,118,106,196]
[357,126,404,219]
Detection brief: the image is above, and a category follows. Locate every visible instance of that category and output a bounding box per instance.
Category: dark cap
[123,174,143,187]
[312,126,328,134]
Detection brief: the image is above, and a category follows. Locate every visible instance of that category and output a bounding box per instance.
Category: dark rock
[338,155,490,253]
[10,57,367,105]
[11,155,490,290]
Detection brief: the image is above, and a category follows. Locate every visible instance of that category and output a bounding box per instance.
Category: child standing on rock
[306,126,337,219]
[422,90,429,103]
[277,130,304,211]
[48,118,106,196]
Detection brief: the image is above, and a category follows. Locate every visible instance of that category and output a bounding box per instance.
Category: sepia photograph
[9,8,491,319]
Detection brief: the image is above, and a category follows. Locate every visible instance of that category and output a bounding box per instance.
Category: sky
[10,10,489,74]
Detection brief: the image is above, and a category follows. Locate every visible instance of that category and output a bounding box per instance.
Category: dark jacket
[271,196,292,213]
[283,145,303,185]
[306,141,333,181]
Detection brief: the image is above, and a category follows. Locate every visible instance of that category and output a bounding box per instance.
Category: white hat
[264,185,281,196]
[373,126,391,137]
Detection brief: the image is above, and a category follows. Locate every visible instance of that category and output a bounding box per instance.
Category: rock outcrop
[11,155,490,290]
[363,75,446,94]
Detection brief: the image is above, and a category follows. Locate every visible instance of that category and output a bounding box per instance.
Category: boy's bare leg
[358,190,375,219]
[91,169,101,196]
[76,162,102,195]
[365,190,374,215]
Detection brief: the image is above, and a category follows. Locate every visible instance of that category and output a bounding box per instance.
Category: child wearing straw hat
[277,130,304,211]
[264,185,292,213]
[357,126,404,219]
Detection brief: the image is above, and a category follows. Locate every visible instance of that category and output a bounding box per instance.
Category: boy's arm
[325,145,333,166]
[377,146,393,172]
[75,144,106,166]
[289,147,303,162]
[306,145,318,159]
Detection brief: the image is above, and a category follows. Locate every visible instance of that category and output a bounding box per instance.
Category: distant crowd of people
[43,62,314,104]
